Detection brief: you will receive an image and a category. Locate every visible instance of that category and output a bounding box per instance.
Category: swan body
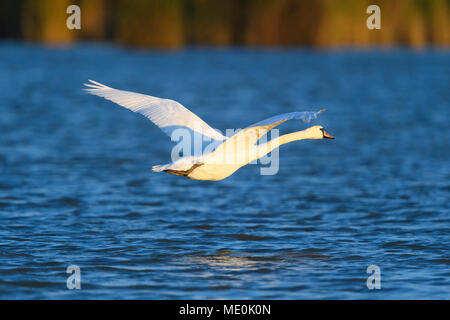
[84,80,334,181]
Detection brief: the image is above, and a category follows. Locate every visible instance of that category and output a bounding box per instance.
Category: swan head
[307,125,335,140]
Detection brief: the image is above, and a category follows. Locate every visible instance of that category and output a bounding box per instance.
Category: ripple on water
[0,46,448,299]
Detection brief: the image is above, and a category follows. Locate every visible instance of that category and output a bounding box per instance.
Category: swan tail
[152,164,170,172]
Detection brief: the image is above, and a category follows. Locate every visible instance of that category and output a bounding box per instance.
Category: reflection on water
[0,43,449,299]
[186,251,259,272]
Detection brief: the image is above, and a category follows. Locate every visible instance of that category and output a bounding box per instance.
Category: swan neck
[251,129,311,161]
[277,130,310,146]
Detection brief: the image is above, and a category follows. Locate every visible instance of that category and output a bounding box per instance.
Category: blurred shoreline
[1,40,449,53]
[1,0,449,48]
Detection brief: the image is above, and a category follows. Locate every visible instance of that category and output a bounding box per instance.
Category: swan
[84,80,334,181]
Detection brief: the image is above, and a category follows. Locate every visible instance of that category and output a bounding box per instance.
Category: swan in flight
[84,80,334,181]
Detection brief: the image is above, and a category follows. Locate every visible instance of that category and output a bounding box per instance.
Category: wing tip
[82,79,109,91]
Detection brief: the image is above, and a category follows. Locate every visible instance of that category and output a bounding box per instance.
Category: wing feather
[83,80,226,141]
[231,110,325,144]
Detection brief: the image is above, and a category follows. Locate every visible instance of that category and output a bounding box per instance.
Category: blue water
[0,43,448,299]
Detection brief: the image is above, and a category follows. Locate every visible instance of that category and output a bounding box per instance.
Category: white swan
[84,80,334,181]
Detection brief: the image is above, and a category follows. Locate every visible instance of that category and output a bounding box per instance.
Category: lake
[0,42,448,299]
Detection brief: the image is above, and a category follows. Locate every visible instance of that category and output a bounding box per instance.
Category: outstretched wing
[83,80,226,141]
[231,110,325,144]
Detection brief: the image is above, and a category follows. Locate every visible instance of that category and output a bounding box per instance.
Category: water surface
[0,43,449,299]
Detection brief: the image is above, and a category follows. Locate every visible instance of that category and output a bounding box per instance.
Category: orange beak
[322,129,335,139]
